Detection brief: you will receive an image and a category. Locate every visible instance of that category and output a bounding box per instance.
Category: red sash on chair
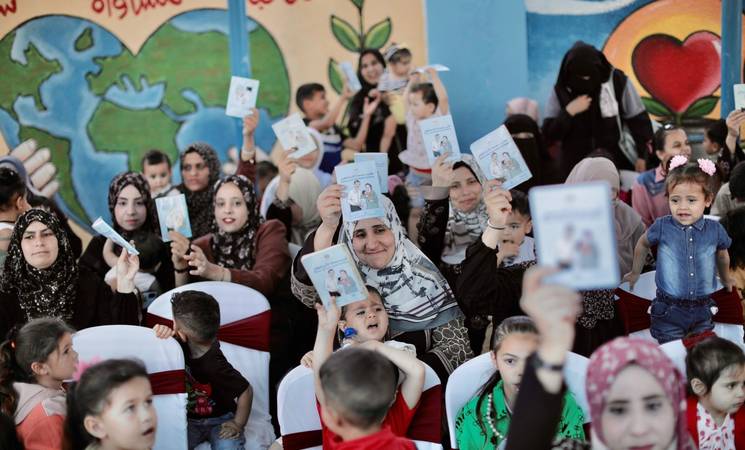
[145,310,272,352]
[149,369,186,395]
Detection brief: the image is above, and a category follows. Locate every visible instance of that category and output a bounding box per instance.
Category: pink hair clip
[697,158,716,176]
[668,155,689,171]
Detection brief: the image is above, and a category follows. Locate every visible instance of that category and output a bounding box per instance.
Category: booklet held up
[301,244,368,309]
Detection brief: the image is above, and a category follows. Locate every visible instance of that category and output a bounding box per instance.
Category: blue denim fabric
[187,412,245,450]
[647,216,731,299]
[649,292,715,344]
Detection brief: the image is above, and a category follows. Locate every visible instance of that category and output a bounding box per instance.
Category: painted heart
[632,31,721,113]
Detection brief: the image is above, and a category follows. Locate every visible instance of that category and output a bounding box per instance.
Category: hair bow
[668,155,689,171]
[697,158,717,176]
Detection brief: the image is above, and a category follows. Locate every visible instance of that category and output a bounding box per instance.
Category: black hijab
[347,49,392,150]
[210,175,263,271]
[504,114,555,188]
[107,171,158,239]
[177,142,221,239]
[554,41,612,106]
[1,209,78,321]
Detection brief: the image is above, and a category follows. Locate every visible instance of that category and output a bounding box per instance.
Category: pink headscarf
[586,337,694,450]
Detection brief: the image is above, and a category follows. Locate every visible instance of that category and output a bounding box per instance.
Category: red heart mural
[632,31,721,114]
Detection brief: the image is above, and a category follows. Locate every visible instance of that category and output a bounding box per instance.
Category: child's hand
[218,420,242,440]
[425,67,438,79]
[408,72,422,84]
[315,298,341,334]
[317,184,343,231]
[362,93,382,117]
[431,154,453,188]
[242,109,260,137]
[565,95,592,116]
[622,271,640,291]
[153,324,175,340]
[483,180,512,228]
[115,245,139,294]
[300,350,315,368]
[277,149,297,184]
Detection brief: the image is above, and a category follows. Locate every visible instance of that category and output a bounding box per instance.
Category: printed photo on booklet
[301,244,367,309]
[271,112,317,159]
[470,124,532,189]
[339,61,362,92]
[529,182,619,290]
[418,114,461,165]
[225,76,259,118]
[155,194,192,242]
[354,152,389,193]
[734,84,745,110]
[336,161,385,222]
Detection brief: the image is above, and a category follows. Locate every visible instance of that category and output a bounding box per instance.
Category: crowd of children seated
[1,39,745,450]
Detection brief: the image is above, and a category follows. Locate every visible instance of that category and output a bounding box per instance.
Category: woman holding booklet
[290,183,472,381]
[0,208,141,338]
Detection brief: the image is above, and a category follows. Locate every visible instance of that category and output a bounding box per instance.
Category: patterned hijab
[210,175,263,271]
[1,209,78,321]
[178,142,221,238]
[586,337,694,450]
[107,172,158,240]
[442,156,487,265]
[340,196,461,332]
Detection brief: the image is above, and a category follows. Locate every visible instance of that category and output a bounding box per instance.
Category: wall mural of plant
[327,0,392,94]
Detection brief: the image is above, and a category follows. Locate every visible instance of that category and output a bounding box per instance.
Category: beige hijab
[566,157,645,275]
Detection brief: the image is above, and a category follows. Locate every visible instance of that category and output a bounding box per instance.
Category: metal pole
[227,0,251,151]
[721,0,743,116]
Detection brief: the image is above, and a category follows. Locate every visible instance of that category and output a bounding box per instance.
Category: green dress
[454,380,585,449]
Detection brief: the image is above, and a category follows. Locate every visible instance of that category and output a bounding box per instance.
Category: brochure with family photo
[155,194,192,242]
[529,182,619,290]
[91,218,140,255]
[301,244,367,309]
[354,152,389,193]
[339,62,362,92]
[470,124,532,189]
[225,76,259,118]
[418,114,461,165]
[735,84,745,110]
[271,112,317,159]
[335,161,385,222]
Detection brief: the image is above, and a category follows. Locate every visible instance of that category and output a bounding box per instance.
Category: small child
[64,359,157,450]
[141,149,179,199]
[455,316,585,449]
[685,335,745,449]
[296,83,350,174]
[309,288,425,449]
[0,318,76,450]
[153,290,252,449]
[379,43,413,125]
[624,156,735,344]
[632,124,692,227]
[720,207,745,303]
[498,189,535,268]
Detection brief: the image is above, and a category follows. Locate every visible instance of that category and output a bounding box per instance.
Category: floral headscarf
[210,175,263,271]
[442,155,487,265]
[178,142,221,238]
[1,209,78,321]
[586,337,694,450]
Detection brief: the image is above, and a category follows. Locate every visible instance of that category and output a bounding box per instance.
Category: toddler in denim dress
[624,156,735,344]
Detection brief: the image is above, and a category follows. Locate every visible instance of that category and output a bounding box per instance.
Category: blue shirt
[647,216,731,299]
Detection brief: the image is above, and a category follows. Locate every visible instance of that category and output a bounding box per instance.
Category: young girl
[0,318,77,449]
[632,124,693,227]
[685,335,745,449]
[64,358,157,450]
[303,287,425,449]
[454,316,585,449]
[624,156,734,344]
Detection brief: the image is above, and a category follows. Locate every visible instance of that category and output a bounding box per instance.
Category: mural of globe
[0,9,290,225]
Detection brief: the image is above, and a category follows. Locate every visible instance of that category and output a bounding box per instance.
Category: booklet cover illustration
[354,153,389,193]
[301,244,368,309]
[339,61,362,92]
[336,161,385,222]
[470,125,532,189]
[418,114,461,165]
[271,113,317,159]
[529,182,619,290]
[225,76,259,118]
[155,194,192,242]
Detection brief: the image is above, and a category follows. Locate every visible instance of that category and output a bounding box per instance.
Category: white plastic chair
[277,363,443,450]
[444,352,590,448]
[147,281,275,450]
[73,325,188,450]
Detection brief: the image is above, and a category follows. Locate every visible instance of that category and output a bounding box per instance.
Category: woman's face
[296,149,320,170]
[600,365,676,450]
[359,53,384,85]
[450,166,483,213]
[351,218,396,269]
[114,184,148,232]
[656,129,692,162]
[181,152,211,192]
[214,182,249,233]
[21,220,59,270]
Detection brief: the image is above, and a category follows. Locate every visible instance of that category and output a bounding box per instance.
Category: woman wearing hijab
[0,209,140,338]
[504,113,558,188]
[291,185,472,380]
[543,41,653,178]
[79,172,174,295]
[177,142,222,239]
[347,49,405,174]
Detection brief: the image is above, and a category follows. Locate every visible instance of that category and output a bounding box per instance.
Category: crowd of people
[0,40,745,450]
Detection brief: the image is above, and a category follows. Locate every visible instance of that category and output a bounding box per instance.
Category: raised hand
[566,95,592,116]
[431,153,453,188]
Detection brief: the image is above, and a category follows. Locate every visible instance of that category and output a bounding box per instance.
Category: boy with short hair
[141,149,179,198]
[499,189,535,267]
[153,290,252,449]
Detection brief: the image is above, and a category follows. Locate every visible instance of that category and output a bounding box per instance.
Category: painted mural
[0,0,426,228]
[527,0,744,124]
